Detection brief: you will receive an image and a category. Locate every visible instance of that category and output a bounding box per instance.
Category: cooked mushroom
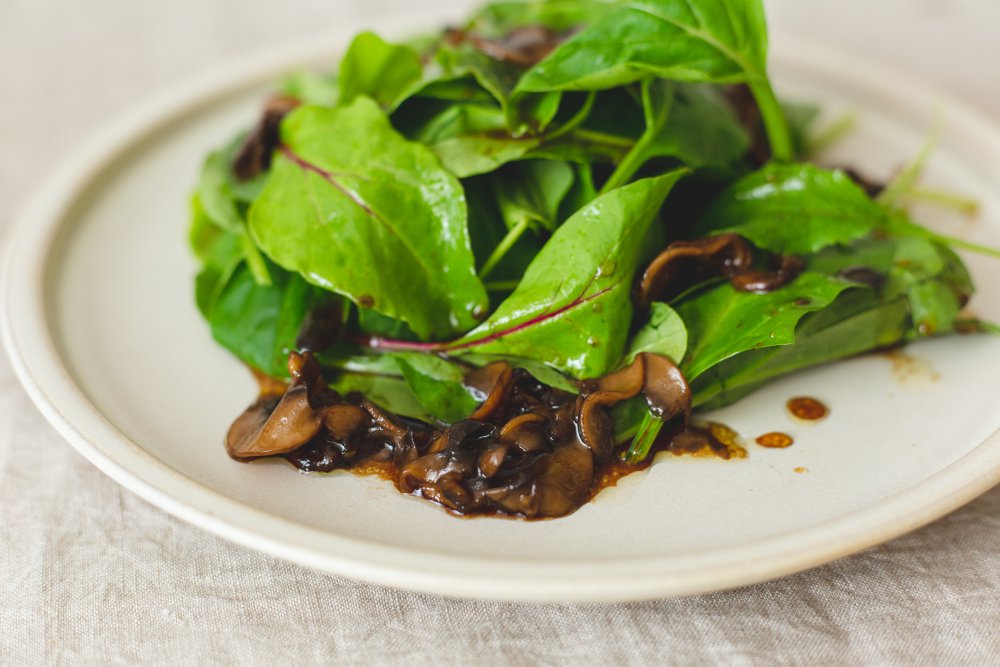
[636,234,753,308]
[466,361,514,422]
[484,441,594,518]
[225,363,324,461]
[730,254,804,293]
[577,353,692,461]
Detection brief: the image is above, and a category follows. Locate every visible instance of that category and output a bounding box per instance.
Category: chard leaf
[517,0,768,91]
[206,262,338,378]
[249,99,488,340]
[677,272,854,380]
[392,353,481,423]
[697,163,885,255]
[339,32,423,110]
[447,170,687,378]
[626,302,687,364]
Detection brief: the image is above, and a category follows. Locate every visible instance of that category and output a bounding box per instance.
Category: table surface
[3,1,1000,664]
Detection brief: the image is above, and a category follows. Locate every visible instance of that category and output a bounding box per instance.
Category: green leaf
[393,353,481,423]
[432,133,541,178]
[677,272,854,380]
[602,80,749,192]
[516,0,791,159]
[249,99,488,340]
[339,32,423,110]
[626,302,687,364]
[691,289,911,409]
[697,163,885,255]
[326,362,431,421]
[280,69,339,108]
[517,0,768,91]
[207,262,338,378]
[494,159,575,232]
[193,137,271,285]
[447,170,687,378]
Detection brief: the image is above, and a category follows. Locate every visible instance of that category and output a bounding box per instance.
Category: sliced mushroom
[233,95,301,181]
[636,234,753,309]
[484,441,594,518]
[226,382,323,461]
[576,357,646,461]
[498,412,547,453]
[466,361,514,422]
[576,353,692,461]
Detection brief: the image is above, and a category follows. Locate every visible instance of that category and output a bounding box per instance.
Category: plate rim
[5,33,1000,603]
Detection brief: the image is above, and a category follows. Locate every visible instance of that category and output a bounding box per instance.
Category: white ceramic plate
[5,35,1000,603]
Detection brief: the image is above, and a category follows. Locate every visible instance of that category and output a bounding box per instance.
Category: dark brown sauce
[787,397,828,421]
[756,431,794,448]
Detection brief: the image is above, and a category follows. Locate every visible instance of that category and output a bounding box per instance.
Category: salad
[189,0,996,519]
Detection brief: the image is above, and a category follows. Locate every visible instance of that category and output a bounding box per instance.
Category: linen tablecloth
[3,1,1000,663]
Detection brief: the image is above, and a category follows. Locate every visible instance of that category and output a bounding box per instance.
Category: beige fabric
[3,1,1000,664]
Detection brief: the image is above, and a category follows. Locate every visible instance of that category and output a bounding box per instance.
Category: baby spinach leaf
[602,80,749,192]
[447,170,686,378]
[194,137,271,284]
[320,352,460,422]
[691,289,911,409]
[206,261,338,378]
[516,0,792,159]
[392,353,481,423]
[494,159,575,232]
[677,272,854,380]
[432,134,541,178]
[518,0,767,91]
[339,32,423,110]
[249,99,488,340]
[625,302,687,364]
[697,163,885,255]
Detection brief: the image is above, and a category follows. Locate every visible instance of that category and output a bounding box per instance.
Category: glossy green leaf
[206,262,337,378]
[393,353,481,423]
[691,289,911,409]
[625,302,687,364]
[339,32,423,109]
[249,99,488,340]
[697,163,885,255]
[447,170,686,378]
[677,272,854,380]
[517,0,768,91]
[494,159,575,232]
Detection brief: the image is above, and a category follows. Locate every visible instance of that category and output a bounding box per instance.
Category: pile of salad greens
[190,0,996,476]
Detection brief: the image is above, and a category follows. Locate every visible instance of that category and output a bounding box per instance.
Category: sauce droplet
[793,466,808,474]
[787,396,828,421]
[755,432,794,448]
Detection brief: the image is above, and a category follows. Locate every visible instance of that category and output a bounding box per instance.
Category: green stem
[808,111,857,154]
[240,233,272,286]
[623,411,664,464]
[484,279,520,292]
[600,133,653,195]
[479,217,531,279]
[906,187,980,216]
[748,78,792,162]
[567,128,635,150]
